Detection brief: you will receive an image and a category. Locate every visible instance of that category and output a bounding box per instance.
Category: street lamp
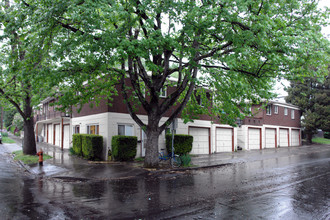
[236,117,243,128]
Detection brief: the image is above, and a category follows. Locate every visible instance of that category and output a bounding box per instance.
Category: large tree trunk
[22,93,36,155]
[144,130,160,168]
[144,114,161,168]
[23,118,36,155]
[306,132,313,145]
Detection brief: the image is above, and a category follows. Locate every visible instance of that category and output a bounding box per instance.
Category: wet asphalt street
[0,143,329,220]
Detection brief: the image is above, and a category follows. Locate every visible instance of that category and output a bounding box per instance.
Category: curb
[144,162,233,175]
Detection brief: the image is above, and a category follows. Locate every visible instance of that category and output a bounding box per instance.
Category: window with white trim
[87,124,99,135]
[291,109,295,119]
[118,124,133,136]
[73,125,80,134]
[266,105,271,115]
[159,88,167,98]
[274,105,278,114]
[284,107,288,116]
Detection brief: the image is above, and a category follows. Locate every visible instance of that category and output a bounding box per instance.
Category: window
[87,124,99,135]
[274,105,278,114]
[196,95,203,107]
[291,110,295,119]
[266,105,271,115]
[74,125,80,134]
[160,88,167,98]
[118,124,133,136]
[284,107,288,116]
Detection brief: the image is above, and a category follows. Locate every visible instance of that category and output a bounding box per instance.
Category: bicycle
[158,149,182,168]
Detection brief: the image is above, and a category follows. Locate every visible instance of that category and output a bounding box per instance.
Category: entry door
[141,130,146,157]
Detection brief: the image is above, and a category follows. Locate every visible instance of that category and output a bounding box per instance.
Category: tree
[286,71,330,143]
[14,0,330,167]
[3,108,17,129]
[0,1,55,154]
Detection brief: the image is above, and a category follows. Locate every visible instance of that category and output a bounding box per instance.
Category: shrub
[1,132,8,137]
[72,134,83,156]
[180,154,191,167]
[81,134,103,160]
[166,134,193,155]
[324,132,330,139]
[112,135,137,161]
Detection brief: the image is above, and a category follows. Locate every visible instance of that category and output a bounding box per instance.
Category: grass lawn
[312,137,330,145]
[2,137,16,144]
[13,150,52,165]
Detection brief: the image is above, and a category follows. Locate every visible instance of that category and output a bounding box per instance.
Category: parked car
[0,133,2,144]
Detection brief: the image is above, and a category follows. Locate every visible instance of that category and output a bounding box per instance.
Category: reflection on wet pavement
[0,143,329,219]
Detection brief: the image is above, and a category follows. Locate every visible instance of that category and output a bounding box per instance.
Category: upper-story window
[274,105,278,114]
[43,103,48,113]
[291,110,295,119]
[87,124,99,135]
[118,124,133,136]
[266,105,271,115]
[159,88,167,98]
[196,95,204,107]
[284,107,288,116]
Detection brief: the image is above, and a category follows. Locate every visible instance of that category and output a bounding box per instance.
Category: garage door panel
[47,125,53,144]
[216,128,233,152]
[54,124,60,146]
[292,130,300,146]
[63,125,70,149]
[279,129,289,147]
[265,128,276,148]
[249,128,261,150]
[189,127,210,154]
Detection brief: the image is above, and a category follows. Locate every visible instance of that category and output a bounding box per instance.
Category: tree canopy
[1,0,329,166]
[286,70,330,143]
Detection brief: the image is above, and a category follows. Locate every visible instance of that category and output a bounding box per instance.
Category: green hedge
[324,132,330,139]
[72,134,103,160]
[166,134,193,155]
[81,134,103,160]
[112,135,137,161]
[72,134,83,156]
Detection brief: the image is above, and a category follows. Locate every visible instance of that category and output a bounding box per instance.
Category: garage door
[47,124,53,144]
[279,128,289,147]
[189,127,210,154]
[216,128,233,152]
[63,125,70,149]
[291,130,300,146]
[54,124,60,146]
[265,128,276,148]
[248,128,261,150]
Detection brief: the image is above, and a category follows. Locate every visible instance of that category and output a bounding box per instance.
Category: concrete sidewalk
[6,133,330,180]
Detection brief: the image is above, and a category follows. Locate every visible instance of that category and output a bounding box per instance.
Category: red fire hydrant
[36,149,43,166]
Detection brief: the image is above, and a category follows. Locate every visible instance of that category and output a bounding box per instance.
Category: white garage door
[216,128,233,152]
[47,124,53,144]
[292,130,300,146]
[189,127,210,154]
[63,125,70,149]
[265,128,276,148]
[54,124,60,146]
[249,128,261,150]
[279,129,289,147]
